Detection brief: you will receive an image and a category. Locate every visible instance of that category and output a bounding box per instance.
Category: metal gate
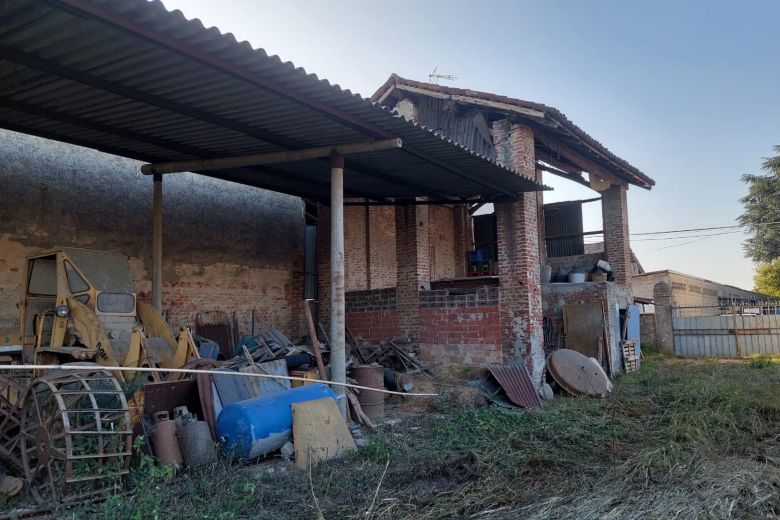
[672,304,780,357]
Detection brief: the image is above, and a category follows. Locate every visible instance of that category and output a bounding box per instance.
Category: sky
[163,0,780,290]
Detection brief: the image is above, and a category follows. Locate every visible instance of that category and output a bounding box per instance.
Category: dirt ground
[5,355,780,519]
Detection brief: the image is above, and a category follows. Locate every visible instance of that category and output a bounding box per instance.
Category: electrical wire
[630,221,780,237]
[631,229,745,242]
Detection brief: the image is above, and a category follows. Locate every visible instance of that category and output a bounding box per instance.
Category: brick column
[602,184,632,284]
[316,204,331,325]
[653,281,674,354]
[453,205,472,278]
[395,204,430,339]
[493,120,545,384]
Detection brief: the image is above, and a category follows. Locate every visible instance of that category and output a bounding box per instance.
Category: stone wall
[0,129,306,339]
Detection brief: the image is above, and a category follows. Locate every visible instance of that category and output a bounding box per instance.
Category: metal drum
[350,365,384,421]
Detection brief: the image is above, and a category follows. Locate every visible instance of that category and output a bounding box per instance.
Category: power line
[630,221,780,237]
[631,230,745,242]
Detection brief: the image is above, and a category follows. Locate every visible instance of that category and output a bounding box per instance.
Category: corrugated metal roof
[372,74,654,190]
[0,0,548,203]
[487,361,541,409]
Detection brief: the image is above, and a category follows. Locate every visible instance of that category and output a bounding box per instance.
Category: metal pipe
[141,138,402,175]
[0,364,437,397]
[152,173,163,311]
[330,151,347,417]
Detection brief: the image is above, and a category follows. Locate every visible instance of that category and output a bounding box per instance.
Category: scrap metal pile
[0,250,389,507]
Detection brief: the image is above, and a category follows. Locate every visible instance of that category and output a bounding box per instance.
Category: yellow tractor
[0,248,200,503]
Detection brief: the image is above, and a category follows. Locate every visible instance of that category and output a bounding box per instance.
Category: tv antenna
[429,66,457,84]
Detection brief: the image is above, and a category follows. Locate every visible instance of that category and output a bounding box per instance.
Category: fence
[672,304,780,357]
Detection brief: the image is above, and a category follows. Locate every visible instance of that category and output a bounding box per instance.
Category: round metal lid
[548,349,611,397]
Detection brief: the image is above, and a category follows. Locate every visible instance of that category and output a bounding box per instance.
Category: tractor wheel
[20,366,132,504]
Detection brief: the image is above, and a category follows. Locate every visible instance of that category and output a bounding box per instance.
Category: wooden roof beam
[535,132,627,188]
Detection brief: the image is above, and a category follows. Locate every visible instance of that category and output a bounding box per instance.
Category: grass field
[35,357,780,519]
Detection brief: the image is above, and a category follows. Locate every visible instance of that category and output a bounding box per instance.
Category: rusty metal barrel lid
[548,349,611,397]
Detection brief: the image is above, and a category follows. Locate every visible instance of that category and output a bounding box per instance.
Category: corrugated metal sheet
[544,202,584,257]
[0,0,549,202]
[487,361,541,409]
[673,311,780,357]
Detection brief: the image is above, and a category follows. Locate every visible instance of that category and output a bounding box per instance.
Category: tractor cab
[20,248,138,365]
[14,248,198,377]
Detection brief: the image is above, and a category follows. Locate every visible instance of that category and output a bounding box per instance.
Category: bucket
[151,411,183,468]
[568,272,586,283]
[350,364,385,421]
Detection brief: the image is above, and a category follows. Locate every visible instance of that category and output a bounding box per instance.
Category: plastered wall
[0,129,306,340]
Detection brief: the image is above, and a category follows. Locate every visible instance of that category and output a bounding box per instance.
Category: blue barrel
[217,383,336,459]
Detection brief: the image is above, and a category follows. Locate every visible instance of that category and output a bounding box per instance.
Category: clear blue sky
[164,0,780,290]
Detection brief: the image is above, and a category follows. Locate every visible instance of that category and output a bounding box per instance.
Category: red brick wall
[395,205,430,337]
[492,120,545,383]
[418,287,502,365]
[346,311,399,342]
[429,205,457,281]
[602,184,632,284]
[345,288,398,342]
[419,305,501,365]
[344,204,368,292]
[368,206,397,289]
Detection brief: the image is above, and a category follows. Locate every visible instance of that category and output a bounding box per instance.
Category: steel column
[329,151,347,417]
[152,173,163,311]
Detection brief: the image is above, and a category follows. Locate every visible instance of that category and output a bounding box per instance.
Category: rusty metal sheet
[487,360,541,409]
[563,303,604,359]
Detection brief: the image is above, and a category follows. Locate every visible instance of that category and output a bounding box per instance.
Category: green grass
[55,358,780,519]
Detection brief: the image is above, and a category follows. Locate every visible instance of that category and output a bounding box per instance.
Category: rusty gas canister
[350,364,385,421]
[151,411,183,469]
[178,413,217,467]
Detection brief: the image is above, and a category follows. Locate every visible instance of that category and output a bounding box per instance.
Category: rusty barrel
[350,364,384,421]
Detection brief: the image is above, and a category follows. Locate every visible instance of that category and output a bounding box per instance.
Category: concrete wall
[633,271,763,308]
[0,129,306,339]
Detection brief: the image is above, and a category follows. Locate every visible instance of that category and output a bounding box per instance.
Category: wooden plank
[292,398,356,470]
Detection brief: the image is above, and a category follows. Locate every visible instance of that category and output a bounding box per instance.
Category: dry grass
[50,357,780,519]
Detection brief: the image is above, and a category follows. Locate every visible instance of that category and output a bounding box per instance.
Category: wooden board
[292,398,356,470]
[563,303,605,359]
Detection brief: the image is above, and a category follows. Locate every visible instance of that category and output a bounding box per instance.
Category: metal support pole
[330,151,347,417]
[152,173,163,312]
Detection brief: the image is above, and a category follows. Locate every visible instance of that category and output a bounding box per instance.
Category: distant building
[632,270,765,309]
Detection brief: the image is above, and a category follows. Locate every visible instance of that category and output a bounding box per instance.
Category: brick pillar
[492,120,545,384]
[453,205,472,278]
[653,281,674,354]
[602,184,632,284]
[395,204,430,339]
[316,204,331,325]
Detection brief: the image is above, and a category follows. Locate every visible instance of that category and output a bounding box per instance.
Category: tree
[739,145,780,263]
[754,259,780,298]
